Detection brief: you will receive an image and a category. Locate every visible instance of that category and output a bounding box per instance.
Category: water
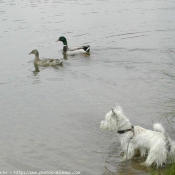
[0,0,175,174]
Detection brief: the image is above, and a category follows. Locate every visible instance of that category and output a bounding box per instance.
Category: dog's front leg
[127,142,135,159]
[122,142,135,160]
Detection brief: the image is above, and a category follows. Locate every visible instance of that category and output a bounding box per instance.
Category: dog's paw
[121,156,126,161]
[140,162,149,167]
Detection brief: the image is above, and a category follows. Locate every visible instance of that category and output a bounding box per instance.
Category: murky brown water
[1,0,175,174]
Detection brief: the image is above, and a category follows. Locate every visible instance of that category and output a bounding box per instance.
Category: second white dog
[100,105,175,167]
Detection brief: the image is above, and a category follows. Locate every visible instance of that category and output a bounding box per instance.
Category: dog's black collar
[117,126,134,134]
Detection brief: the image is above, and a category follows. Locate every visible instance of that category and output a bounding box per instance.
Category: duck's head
[29,49,39,56]
[56,36,67,45]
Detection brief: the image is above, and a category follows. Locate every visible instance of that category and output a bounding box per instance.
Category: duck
[29,49,63,66]
[56,36,90,56]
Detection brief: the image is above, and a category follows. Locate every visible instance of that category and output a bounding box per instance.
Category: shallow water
[1,0,175,174]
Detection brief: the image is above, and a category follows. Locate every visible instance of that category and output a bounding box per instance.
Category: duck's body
[57,36,90,56]
[29,49,63,66]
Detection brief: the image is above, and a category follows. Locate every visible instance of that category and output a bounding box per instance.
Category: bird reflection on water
[33,63,40,76]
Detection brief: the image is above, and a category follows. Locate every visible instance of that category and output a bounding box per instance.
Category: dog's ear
[111,108,117,118]
[111,108,115,115]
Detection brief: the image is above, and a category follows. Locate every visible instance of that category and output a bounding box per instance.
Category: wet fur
[100,105,175,167]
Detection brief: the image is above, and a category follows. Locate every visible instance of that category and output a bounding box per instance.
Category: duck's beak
[55,39,60,42]
[29,51,32,55]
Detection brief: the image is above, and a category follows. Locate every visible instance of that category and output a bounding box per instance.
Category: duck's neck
[34,53,40,62]
[63,45,68,53]
[62,39,68,53]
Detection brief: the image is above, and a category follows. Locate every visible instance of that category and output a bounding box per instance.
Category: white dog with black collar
[100,105,175,167]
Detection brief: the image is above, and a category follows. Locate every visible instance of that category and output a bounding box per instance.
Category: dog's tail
[154,123,172,153]
[153,123,166,134]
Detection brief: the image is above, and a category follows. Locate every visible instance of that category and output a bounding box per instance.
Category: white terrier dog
[100,105,175,167]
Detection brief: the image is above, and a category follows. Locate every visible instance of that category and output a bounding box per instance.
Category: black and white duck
[56,36,90,56]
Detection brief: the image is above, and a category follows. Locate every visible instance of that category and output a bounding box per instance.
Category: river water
[0,0,175,174]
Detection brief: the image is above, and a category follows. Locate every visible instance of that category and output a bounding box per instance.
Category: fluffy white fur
[100,105,175,167]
